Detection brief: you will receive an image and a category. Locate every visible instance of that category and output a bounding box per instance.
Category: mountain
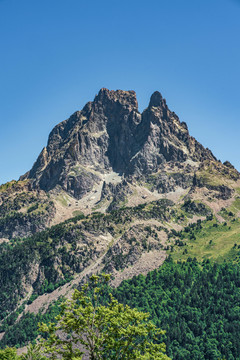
[26,88,215,195]
[0,89,240,355]
[1,88,239,241]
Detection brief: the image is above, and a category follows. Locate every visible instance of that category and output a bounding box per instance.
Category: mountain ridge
[26,88,217,195]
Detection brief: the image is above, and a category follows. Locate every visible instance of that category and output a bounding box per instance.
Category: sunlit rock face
[28,88,216,198]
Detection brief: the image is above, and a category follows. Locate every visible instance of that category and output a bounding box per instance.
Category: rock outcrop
[27,88,217,199]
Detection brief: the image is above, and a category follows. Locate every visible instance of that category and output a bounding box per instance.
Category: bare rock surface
[27,88,217,197]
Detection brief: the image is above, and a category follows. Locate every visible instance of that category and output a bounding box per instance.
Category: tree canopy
[40,274,170,360]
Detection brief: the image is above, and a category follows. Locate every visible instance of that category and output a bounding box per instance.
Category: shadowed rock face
[28,88,216,198]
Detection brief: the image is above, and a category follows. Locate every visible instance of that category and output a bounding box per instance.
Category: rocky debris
[110,250,167,288]
[102,224,168,273]
[140,167,194,194]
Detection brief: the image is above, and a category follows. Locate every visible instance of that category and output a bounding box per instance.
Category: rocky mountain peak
[26,88,220,198]
[148,91,166,108]
[94,88,138,110]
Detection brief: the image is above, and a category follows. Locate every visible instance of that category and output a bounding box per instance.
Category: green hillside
[169,216,240,263]
[1,259,240,360]
[111,259,240,360]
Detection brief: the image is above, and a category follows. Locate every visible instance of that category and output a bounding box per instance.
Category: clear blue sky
[0,0,240,185]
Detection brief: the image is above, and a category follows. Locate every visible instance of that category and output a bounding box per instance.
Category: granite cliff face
[27,88,216,199]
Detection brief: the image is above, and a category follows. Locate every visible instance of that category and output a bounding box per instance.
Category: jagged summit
[94,88,138,110]
[148,91,166,108]
[25,88,218,198]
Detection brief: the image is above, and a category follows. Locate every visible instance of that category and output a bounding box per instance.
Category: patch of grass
[170,218,240,263]
[92,199,108,211]
[228,197,240,214]
[171,208,188,224]
[218,207,232,220]
[0,180,28,193]
[72,210,84,217]
[196,171,224,187]
[68,165,83,177]
[57,194,69,207]
[114,198,129,209]
[236,187,240,195]
[0,181,17,192]
[144,203,154,211]
[143,183,153,191]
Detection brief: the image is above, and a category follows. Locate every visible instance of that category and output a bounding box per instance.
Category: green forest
[110,258,240,360]
[1,259,239,360]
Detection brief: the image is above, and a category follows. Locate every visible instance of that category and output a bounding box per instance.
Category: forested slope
[1,89,240,358]
[1,259,239,360]
[111,259,240,360]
